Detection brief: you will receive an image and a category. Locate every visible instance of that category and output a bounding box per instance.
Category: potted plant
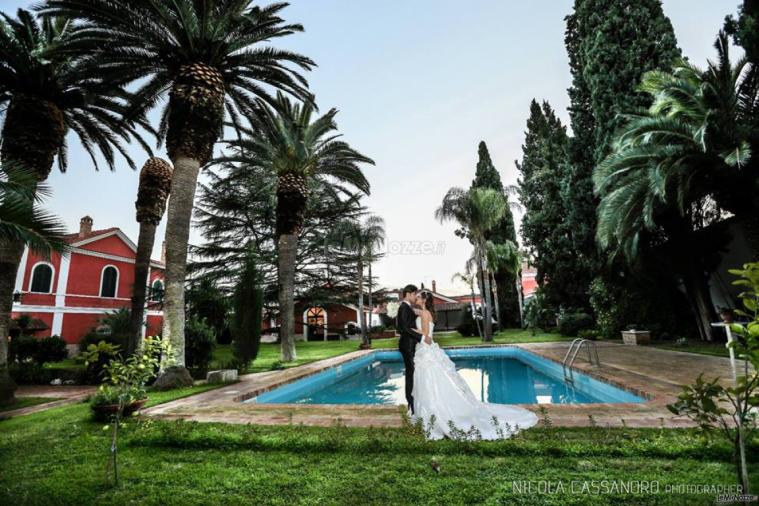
[89,385,148,422]
[83,336,164,421]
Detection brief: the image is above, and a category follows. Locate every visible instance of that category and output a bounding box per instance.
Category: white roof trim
[71,229,138,253]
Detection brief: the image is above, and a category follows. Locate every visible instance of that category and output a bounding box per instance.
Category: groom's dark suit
[397,300,421,411]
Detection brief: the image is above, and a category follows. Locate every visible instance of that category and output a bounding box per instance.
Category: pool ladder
[562,339,600,383]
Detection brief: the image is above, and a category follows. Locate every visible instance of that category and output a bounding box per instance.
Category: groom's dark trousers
[397,301,421,412]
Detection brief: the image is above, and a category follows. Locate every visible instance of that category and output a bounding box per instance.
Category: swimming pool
[247,347,645,406]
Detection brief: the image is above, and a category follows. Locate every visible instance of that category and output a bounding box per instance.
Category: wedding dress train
[412,318,538,440]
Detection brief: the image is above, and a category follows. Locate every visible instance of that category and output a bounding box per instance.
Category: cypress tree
[470,142,521,327]
[562,0,681,309]
[517,100,585,309]
[232,253,264,369]
[726,1,759,65]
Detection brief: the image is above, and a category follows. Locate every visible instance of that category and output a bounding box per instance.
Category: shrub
[78,309,131,353]
[523,289,554,334]
[8,335,38,362]
[78,340,121,384]
[9,335,68,365]
[456,305,478,337]
[558,312,594,337]
[589,277,621,339]
[185,317,216,372]
[577,329,600,341]
[35,336,68,364]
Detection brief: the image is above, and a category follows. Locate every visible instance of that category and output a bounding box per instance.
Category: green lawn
[0,398,755,505]
[212,328,572,373]
[649,340,731,358]
[0,396,62,413]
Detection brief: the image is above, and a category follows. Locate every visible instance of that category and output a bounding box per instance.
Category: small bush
[577,329,600,341]
[78,340,121,384]
[9,335,68,365]
[8,335,38,362]
[79,329,123,353]
[35,336,68,364]
[558,312,594,337]
[456,306,478,337]
[185,317,216,372]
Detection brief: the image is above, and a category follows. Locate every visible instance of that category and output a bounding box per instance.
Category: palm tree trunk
[469,281,483,339]
[0,97,65,403]
[160,155,200,376]
[357,258,368,347]
[367,261,373,344]
[0,243,22,403]
[128,221,158,355]
[681,272,716,342]
[479,245,493,342]
[515,270,524,328]
[490,271,501,331]
[278,233,298,362]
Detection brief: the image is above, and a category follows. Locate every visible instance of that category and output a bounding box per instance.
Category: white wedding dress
[412,317,538,440]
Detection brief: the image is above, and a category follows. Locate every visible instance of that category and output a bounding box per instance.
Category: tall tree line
[517,0,689,328]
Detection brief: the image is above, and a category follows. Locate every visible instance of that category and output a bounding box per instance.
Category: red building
[11,216,164,352]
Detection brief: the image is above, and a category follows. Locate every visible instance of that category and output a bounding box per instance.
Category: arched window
[150,280,164,302]
[100,266,119,298]
[29,263,54,293]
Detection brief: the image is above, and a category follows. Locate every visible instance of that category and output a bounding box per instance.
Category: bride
[411,291,538,440]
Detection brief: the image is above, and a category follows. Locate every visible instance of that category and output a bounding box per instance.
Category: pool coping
[142,341,730,428]
[244,345,650,405]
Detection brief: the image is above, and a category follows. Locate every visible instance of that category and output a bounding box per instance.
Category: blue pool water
[248,348,645,406]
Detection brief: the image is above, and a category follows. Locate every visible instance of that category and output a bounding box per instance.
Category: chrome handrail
[562,339,600,382]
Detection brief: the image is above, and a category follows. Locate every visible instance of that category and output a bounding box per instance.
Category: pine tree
[470,142,521,327]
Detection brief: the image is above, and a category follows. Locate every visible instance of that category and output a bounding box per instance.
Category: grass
[649,340,731,358]
[0,398,756,505]
[0,396,62,413]
[212,328,572,374]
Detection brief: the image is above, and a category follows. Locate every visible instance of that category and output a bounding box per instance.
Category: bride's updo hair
[419,291,436,321]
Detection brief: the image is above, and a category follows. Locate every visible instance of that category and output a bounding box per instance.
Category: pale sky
[4,0,737,294]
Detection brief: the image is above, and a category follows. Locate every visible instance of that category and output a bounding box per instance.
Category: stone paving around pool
[141,342,742,429]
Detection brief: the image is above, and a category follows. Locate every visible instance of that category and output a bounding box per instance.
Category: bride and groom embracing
[396,284,538,440]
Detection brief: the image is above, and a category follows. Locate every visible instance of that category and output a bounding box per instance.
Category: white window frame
[99,264,120,298]
[28,261,55,294]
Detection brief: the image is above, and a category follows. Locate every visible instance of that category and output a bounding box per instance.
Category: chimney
[79,216,93,237]
[161,240,167,264]
[432,280,437,293]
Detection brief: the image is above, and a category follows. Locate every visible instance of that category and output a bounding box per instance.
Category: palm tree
[484,240,521,328]
[127,158,173,356]
[436,187,506,341]
[595,32,759,256]
[41,1,315,378]
[331,216,386,348]
[0,166,68,403]
[216,95,372,361]
[592,34,756,340]
[0,9,148,402]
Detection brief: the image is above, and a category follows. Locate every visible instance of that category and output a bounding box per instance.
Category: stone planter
[621,330,651,345]
[206,369,238,384]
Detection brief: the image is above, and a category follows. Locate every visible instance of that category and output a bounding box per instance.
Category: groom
[397,284,422,413]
